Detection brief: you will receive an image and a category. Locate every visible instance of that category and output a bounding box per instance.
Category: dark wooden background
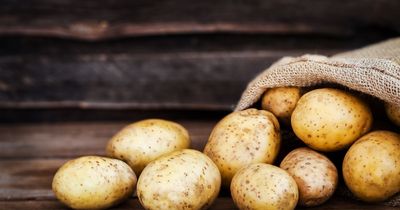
[0,1,399,209]
[0,0,399,120]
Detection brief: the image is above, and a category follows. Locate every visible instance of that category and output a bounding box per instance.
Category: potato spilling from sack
[52,156,136,210]
[50,81,399,210]
[343,131,400,202]
[137,149,221,210]
[204,108,280,186]
[231,163,299,210]
[280,147,338,206]
[385,102,400,127]
[261,87,302,125]
[291,88,373,152]
[106,119,190,175]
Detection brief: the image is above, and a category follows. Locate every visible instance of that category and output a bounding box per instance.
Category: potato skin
[137,149,221,210]
[385,102,400,127]
[52,156,136,210]
[342,131,400,202]
[203,109,281,186]
[280,147,338,206]
[261,87,301,125]
[106,119,190,175]
[291,88,372,152]
[231,163,298,210]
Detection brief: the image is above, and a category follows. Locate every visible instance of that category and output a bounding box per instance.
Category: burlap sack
[235,37,400,206]
[236,37,400,111]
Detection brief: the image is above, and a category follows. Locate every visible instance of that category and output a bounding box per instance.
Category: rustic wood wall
[2,0,399,39]
[0,0,399,119]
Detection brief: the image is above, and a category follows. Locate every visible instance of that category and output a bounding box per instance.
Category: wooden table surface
[0,119,397,210]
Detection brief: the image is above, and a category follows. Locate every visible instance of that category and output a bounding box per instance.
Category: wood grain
[0,120,296,201]
[0,199,234,210]
[0,121,396,209]
[0,0,399,40]
[0,154,396,210]
[0,35,394,111]
[1,197,398,210]
[0,121,217,159]
[0,50,286,110]
[0,120,303,159]
[0,120,218,202]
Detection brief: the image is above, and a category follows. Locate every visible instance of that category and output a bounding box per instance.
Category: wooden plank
[0,120,297,201]
[0,195,397,210]
[0,0,399,40]
[0,155,397,207]
[0,120,303,159]
[0,50,294,110]
[0,120,217,159]
[0,199,147,210]
[0,35,393,111]
[0,158,226,200]
[0,121,398,209]
[0,159,61,200]
[0,35,387,56]
[0,109,229,123]
[0,198,235,210]
[0,52,321,110]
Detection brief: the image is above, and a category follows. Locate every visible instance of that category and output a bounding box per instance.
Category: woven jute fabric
[235,37,400,111]
[235,38,400,206]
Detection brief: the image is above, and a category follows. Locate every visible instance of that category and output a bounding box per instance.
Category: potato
[52,156,136,210]
[280,147,338,206]
[203,108,280,186]
[231,163,298,210]
[106,119,190,175]
[137,149,221,210]
[261,87,302,124]
[291,88,372,152]
[342,130,400,202]
[385,102,400,127]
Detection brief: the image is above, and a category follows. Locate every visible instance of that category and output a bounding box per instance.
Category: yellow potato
[52,156,136,210]
[231,163,298,210]
[203,108,280,186]
[137,149,221,210]
[106,119,190,175]
[291,88,372,152]
[385,102,400,127]
[342,131,400,202]
[280,147,338,206]
[261,87,302,124]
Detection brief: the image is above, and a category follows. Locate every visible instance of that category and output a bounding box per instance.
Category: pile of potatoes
[52,87,400,210]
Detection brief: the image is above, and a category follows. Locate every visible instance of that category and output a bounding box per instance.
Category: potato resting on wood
[343,130,400,202]
[231,163,299,210]
[280,147,338,207]
[106,119,190,175]
[204,108,281,186]
[52,156,136,210]
[137,149,221,210]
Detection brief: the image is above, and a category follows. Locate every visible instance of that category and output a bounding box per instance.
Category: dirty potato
[343,131,400,202]
[261,87,302,125]
[203,108,281,186]
[137,149,221,210]
[231,163,298,210]
[385,102,400,127]
[106,119,190,175]
[291,88,372,152]
[280,147,338,206]
[52,156,136,210]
